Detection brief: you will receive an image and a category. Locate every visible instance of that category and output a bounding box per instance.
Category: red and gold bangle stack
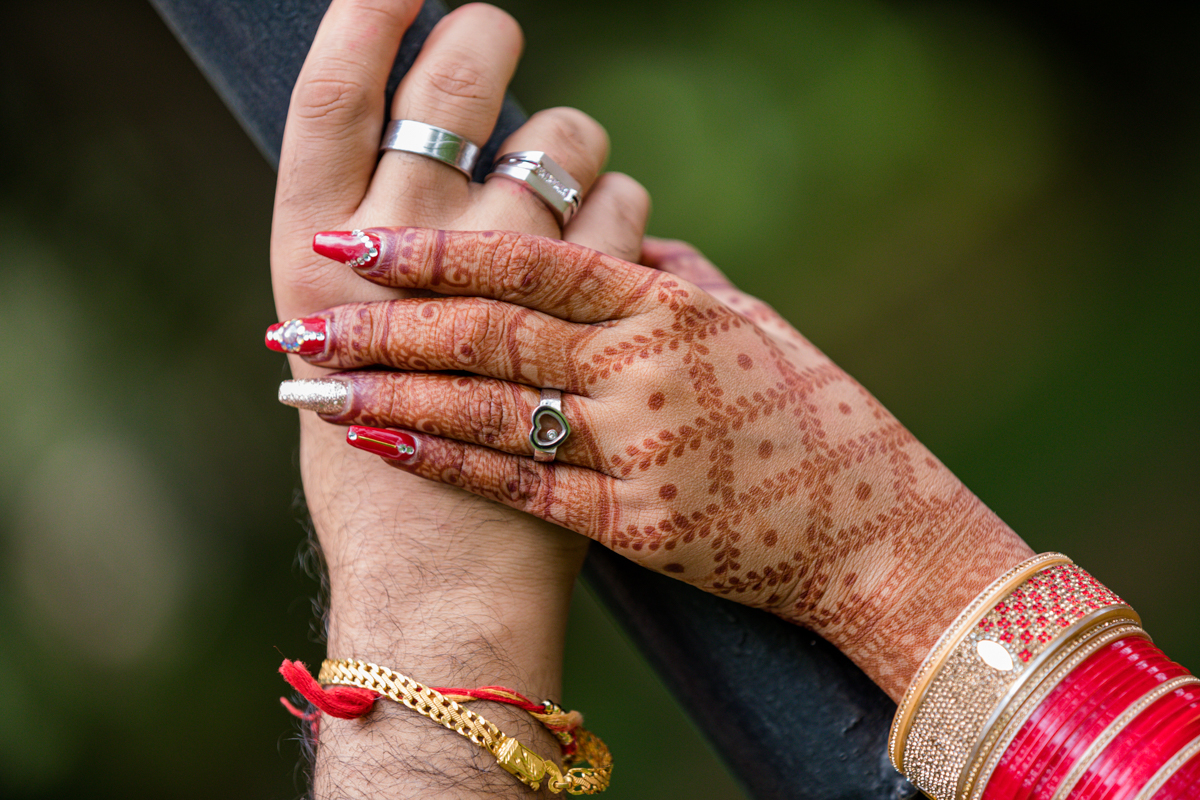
[890,553,1200,800]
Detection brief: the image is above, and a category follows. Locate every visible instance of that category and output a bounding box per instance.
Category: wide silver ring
[529,389,571,462]
[380,119,480,177]
[486,151,582,226]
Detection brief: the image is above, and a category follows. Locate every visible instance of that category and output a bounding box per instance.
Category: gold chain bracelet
[319,658,612,794]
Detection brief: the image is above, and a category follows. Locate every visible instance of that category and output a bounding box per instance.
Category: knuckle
[440,300,505,367]
[603,172,652,224]
[486,233,544,297]
[531,107,608,163]
[379,375,405,425]
[418,52,497,103]
[584,177,651,252]
[501,457,548,509]
[443,440,470,487]
[355,2,415,30]
[463,380,513,445]
[291,72,372,127]
[273,258,341,311]
[365,302,403,361]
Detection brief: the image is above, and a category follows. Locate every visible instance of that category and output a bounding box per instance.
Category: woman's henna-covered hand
[280,228,1033,700]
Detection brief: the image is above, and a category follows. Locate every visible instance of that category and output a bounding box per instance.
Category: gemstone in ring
[529,388,571,462]
[379,119,480,177]
[486,151,582,226]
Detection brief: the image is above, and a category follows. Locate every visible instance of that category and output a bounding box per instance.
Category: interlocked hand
[280,229,1032,698]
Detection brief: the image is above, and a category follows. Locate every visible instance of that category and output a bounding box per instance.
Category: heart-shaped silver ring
[529,388,571,462]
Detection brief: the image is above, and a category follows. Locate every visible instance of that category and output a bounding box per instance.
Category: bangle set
[890,552,1200,800]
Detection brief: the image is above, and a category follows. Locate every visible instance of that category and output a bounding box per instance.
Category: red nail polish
[313,230,381,270]
[346,426,418,461]
[265,317,327,355]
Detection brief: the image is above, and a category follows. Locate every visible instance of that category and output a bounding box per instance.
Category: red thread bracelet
[278,658,582,758]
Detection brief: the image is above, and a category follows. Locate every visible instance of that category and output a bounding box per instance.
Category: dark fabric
[147,0,917,795]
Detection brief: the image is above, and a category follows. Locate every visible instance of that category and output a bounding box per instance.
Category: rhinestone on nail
[346,230,380,269]
[266,318,326,354]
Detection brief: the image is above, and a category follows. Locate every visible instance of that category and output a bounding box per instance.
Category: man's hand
[268,1,649,795]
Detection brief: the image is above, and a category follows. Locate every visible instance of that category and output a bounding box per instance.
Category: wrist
[803,463,1033,700]
[323,563,573,702]
[313,672,564,800]
[297,411,584,693]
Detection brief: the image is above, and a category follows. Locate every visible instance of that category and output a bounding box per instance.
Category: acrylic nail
[278,379,348,414]
[346,426,418,461]
[265,317,327,355]
[313,230,381,270]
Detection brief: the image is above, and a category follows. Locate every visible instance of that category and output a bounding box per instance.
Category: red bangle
[891,554,1198,800]
[991,637,1170,800]
[986,636,1153,800]
[1152,747,1200,799]
[1122,720,1200,800]
[981,637,1199,800]
[1036,664,1194,799]
[1075,684,1200,800]
[1031,640,1174,800]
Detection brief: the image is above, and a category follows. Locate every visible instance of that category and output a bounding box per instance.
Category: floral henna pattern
[587,243,1030,697]
[312,230,1033,698]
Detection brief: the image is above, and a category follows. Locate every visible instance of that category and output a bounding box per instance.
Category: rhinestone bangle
[889,553,1139,800]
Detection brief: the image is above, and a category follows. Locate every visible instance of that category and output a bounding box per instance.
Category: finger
[642,236,809,349]
[269,297,600,393]
[277,0,424,220]
[280,373,608,471]
[641,236,735,290]
[479,107,610,233]
[327,227,663,322]
[563,173,651,264]
[366,4,523,217]
[344,425,623,539]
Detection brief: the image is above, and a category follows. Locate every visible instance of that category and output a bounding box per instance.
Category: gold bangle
[318,658,612,794]
[889,553,1139,800]
[889,553,1068,769]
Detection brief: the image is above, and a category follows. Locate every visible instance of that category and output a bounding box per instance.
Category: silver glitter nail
[278,379,349,414]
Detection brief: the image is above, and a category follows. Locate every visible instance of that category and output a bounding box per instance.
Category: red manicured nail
[313,230,381,270]
[346,426,418,461]
[265,317,327,355]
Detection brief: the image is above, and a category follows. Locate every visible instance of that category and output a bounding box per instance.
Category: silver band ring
[380,120,480,177]
[529,389,571,462]
[486,151,582,226]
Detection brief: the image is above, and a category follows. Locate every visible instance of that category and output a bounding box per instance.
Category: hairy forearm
[313,633,562,800]
[302,417,578,799]
[314,539,569,800]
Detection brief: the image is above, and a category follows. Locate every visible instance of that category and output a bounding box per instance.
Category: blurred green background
[0,1,1196,797]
